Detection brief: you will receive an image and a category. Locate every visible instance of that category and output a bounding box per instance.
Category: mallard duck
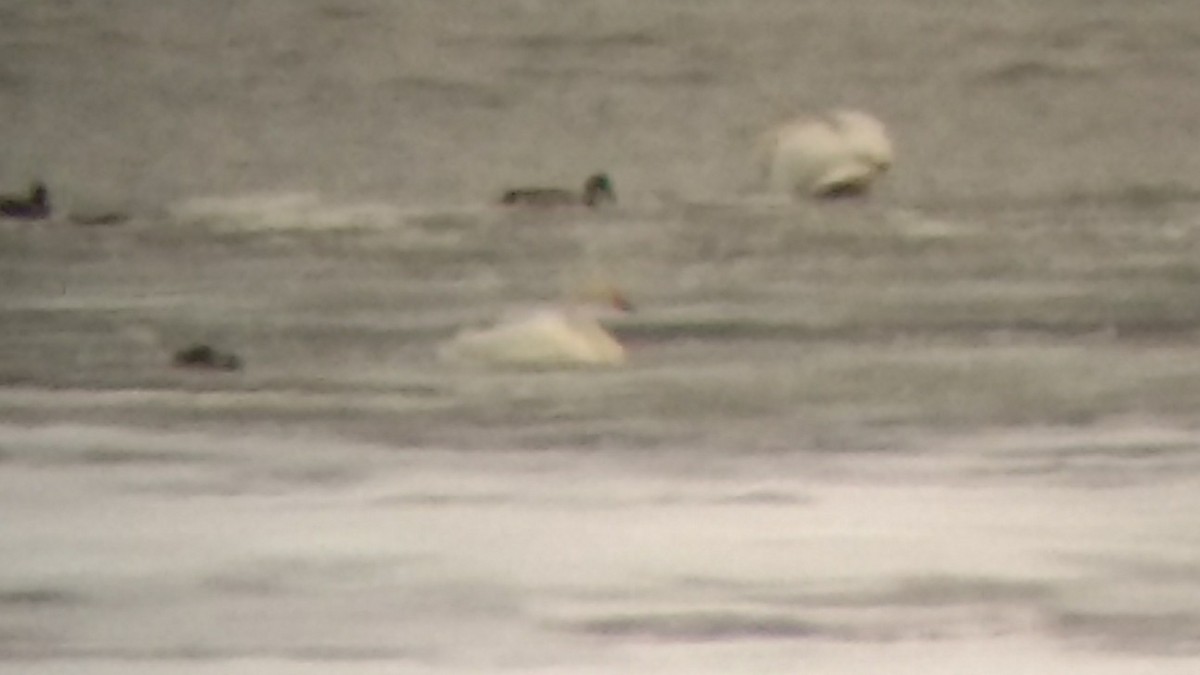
[0,181,51,219]
[172,344,243,371]
[499,172,616,208]
[757,110,894,199]
[439,284,634,368]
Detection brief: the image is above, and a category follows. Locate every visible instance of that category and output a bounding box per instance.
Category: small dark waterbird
[0,181,51,220]
[500,172,616,208]
[172,344,243,372]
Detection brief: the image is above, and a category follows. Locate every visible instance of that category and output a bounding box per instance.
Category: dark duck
[0,181,51,220]
[172,344,243,372]
[500,172,616,208]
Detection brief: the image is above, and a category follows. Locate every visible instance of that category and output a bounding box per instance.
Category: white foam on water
[168,192,408,231]
[2,423,1199,672]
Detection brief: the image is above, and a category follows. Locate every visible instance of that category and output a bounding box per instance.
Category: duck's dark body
[172,344,243,371]
[0,182,51,220]
[500,187,578,206]
[500,173,615,208]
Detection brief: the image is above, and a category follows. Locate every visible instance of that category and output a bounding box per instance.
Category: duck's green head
[31,182,49,207]
[583,172,616,206]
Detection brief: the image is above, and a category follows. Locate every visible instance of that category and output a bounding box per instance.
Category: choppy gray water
[3,1,1200,673]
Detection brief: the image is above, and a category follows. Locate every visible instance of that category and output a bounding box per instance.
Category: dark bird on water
[500,172,616,208]
[172,344,243,372]
[0,181,51,220]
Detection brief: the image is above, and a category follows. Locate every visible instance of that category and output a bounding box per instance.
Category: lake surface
[3,1,1200,672]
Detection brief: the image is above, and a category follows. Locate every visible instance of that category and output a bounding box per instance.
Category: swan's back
[439,310,626,368]
[830,110,893,172]
[759,109,894,198]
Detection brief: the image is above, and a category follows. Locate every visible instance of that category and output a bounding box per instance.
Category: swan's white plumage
[758,109,894,198]
[438,287,632,368]
[439,310,625,367]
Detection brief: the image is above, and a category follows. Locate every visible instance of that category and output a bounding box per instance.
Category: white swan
[757,109,894,199]
[438,285,634,368]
